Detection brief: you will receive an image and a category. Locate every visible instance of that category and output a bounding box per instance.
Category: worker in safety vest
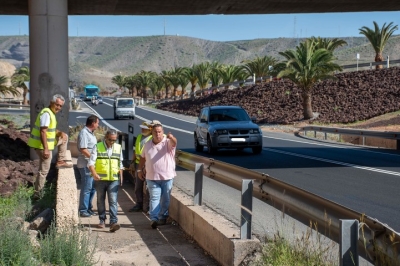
[129,121,152,212]
[27,94,72,198]
[88,129,123,232]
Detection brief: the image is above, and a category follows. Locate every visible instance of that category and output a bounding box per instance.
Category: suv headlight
[249,129,260,134]
[216,129,228,135]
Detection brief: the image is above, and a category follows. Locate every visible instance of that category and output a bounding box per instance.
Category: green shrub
[38,223,97,266]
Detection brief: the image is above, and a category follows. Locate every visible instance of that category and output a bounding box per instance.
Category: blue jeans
[78,167,96,214]
[95,180,119,224]
[146,179,174,222]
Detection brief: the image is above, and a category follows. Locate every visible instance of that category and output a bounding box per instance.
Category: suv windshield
[209,109,250,122]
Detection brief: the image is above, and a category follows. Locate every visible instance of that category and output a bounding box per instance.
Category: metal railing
[300,126,400,150]
[175,150,400,265]
[0,102,29,109]
[342,58,400,70]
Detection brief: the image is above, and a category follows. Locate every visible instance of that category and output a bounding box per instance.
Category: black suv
[194,106,263,154]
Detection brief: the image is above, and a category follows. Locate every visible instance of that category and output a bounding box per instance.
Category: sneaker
[97,221,105,229]
[150,220,158,229]
[88,210,97,216]
[158,219,166,226]
[80,212,92,218]
[129,205,143,212]
[56,161,73,169]
[110,223,120,232]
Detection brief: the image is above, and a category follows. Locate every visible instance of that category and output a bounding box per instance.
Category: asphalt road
[69,98,400,234]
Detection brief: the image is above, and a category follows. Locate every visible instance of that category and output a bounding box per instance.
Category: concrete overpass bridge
[1,0,400,136]
[3,0,400,15]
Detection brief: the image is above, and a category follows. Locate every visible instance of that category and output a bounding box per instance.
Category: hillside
[1,35,400,88]
[157,67,400,125]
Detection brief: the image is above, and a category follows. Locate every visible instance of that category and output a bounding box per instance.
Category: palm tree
[161,70,172,98]
[11,66,30,104]
[308,36,347,52]
[135,71,156,101]
[184,67,198,98]
[150,76,165,100]
[125,75,140,97]
[193,62,212,95]
[0,76,20,98]
[278,39,342,120]
[241,56,278,82]
[164,67,185,99]
[178,73,190,99]
[111,75,127,93]
[217,65,245,90]
[359,21,398,69]
[209,62,223,92]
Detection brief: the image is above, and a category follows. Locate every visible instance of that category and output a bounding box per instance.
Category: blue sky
[0,12,399,41]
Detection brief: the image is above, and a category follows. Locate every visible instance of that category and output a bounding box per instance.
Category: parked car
[194,106,263,154]
[97,96,103,104]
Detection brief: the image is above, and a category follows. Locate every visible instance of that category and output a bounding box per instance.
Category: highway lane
[72,98,400,232]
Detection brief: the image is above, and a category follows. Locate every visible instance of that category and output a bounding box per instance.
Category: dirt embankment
[157,67,400,125]
[0,122,37,196]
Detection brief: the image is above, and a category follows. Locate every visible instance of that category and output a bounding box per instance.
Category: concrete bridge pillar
[28,0,69,159]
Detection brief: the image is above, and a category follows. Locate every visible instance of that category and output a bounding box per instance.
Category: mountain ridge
[1,35,399,88]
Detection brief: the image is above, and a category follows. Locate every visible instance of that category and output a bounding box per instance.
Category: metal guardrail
[0,102,29,109]
[342,59,400,70]
[300,126,400,150]
[175,150,400,265]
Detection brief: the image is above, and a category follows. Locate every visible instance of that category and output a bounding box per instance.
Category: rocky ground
[157,67,400,125]
[0,121,38,196]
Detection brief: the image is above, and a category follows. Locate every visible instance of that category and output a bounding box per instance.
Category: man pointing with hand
[137,120,177,229]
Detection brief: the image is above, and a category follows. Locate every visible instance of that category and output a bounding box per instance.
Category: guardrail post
[397,140,400,150]
[240,179,253,240]
[339,134,341,142]
[127,122,135,163]
[194,163,204,206]
[314,131,316,138]
[362,136,365,146]
[370,63,372,70]
[324,132,327,140]
[339,219,359,266]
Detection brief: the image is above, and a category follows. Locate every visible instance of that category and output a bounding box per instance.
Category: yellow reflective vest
[134,134,152,163]
[95,142,122,181]
[27,108,57,150]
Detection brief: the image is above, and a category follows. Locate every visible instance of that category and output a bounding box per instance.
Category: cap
[139,121,151,130]
[150,120,162,127]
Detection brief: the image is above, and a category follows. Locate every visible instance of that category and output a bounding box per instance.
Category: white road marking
[264,147,400,176]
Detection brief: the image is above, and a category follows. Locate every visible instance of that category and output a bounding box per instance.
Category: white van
[113,97,135,120]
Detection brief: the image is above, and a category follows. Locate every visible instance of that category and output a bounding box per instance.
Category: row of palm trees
[0,66,30,104]
[111,21,397,120]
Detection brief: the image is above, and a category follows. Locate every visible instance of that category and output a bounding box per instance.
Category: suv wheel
[252,146,262,154]
[194,134,204,152]
[207,136,216,154]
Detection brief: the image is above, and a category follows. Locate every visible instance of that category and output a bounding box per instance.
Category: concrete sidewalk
[74,162,219,266]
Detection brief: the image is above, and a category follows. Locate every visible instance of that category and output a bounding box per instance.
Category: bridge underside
[2,0,400,15]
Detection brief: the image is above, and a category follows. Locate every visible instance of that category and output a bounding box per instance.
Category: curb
[170,187,260,266]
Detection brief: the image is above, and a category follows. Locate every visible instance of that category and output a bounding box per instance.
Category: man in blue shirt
[77,115,99,217]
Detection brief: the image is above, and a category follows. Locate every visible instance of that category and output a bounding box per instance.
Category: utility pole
[164,19,166,36]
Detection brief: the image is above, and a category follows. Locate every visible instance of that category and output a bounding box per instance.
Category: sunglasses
[107,138,117,143]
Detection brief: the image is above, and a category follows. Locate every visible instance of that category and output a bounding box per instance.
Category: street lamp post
[356,53,360,71]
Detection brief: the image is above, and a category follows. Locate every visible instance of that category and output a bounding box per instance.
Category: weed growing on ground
[255,221,338,266]
[0,185,98,266]
[38,223,98,266]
